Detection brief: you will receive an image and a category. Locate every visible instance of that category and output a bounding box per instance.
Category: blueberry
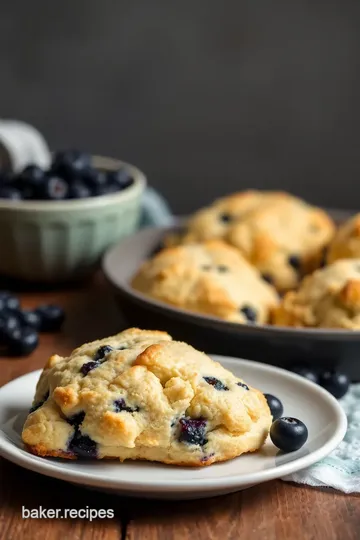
[36,304,65,332]
[6,326,39,356]
[179,417,207,446]
[237,381,249,390]
[264,394,284,420]
[0,292,20,312]
[270,417,308,452]
[52,150,91,180]
[0,310,21,341]
[217,265,229,273]
[239,305,257,322]
[318,370,350,399]
[16,165,45,191]
[29,391,49,413]
[82,168,108,192]
[94,345,114,362]
[219,213,232,223]
[261,273,273,285]
[81,361,98,376]
[288,255,301,271]
[114,398,139,413]
[68,180,91,199]
[107,168,134,190]
[291,365,318,384]
[0,186,22,200]
[203,376,229,391]
[40,176,69,200]
[95,183,119,196]
[16,309,42,330]
[66,411,85,427]
[68,431,97,458]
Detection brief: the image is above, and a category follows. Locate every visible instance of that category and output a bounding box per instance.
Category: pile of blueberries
[0,150,134,201]
[265,365,349,452]
[0,291,65,355]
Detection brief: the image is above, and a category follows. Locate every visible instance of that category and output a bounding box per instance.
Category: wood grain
[0,273,359,540]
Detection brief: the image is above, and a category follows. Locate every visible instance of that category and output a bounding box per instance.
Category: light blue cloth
[283,384,360,493]
[140,187,175,228]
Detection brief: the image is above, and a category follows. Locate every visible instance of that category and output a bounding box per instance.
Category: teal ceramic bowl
[0,155,146,282]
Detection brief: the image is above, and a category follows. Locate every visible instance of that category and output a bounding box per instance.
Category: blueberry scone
[165,190,288,246]
[132,241,279,324]
[22,328,271,466]
[327,213,360,264]
[272,259,360,329]
[226,195,335,291]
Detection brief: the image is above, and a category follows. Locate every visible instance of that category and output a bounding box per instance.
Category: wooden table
[0,273,359,540]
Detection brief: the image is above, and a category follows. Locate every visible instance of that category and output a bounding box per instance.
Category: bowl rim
[102,218,360,340]
[0,155,146,212]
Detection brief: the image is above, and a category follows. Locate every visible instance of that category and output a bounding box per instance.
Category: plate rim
[0,358,347,494]
[102,222,360,340]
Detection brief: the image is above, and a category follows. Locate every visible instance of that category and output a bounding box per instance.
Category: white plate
[0,357,347,500]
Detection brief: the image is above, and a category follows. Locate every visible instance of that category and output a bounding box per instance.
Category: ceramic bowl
[102,211,360,382]
[0,156,146,282]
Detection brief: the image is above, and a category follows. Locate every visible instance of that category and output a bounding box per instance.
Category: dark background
[2,1,360,214]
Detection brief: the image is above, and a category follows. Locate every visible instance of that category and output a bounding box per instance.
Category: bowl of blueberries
[0,150,146,282]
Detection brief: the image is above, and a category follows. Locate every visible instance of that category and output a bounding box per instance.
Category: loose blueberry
[288,255,301,271]
[52,150,91,180]
[219,213,232,223]
[203,376,229,391]
[6,326,39,356]
[0,310,21,340]
[114,398,139,413]
[261,273,273,285]
[107,168,134,190]
[291,365,318,384]
[239,305,257,322]
[270,417,308,452]
[0,186,22,200]
[217,265,229,273]
[66,411,85,427]
[81,361,98,376]
[318,371,350,399]
[68,180,91,199]
[36,304,65,332]
[40,176,69,200]
[94,345,114,362]
[237,381,249,390]
[264,394,284,420]
[0,292,20,312]
[17,309,42,330]
[29,391,49,413]
[179,417,207,446]
[69,431,97,458]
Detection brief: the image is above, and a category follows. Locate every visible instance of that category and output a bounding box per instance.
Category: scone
[327,213,360,263]
[166,190,288,246]
[272,259,360,329]
[131,240,279,324]
[22,328,271,466]
[226,195,335,291]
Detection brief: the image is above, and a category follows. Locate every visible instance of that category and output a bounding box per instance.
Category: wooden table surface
[0,273,359,540]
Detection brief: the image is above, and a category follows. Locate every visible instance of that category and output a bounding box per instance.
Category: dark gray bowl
[102,213,360,381]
